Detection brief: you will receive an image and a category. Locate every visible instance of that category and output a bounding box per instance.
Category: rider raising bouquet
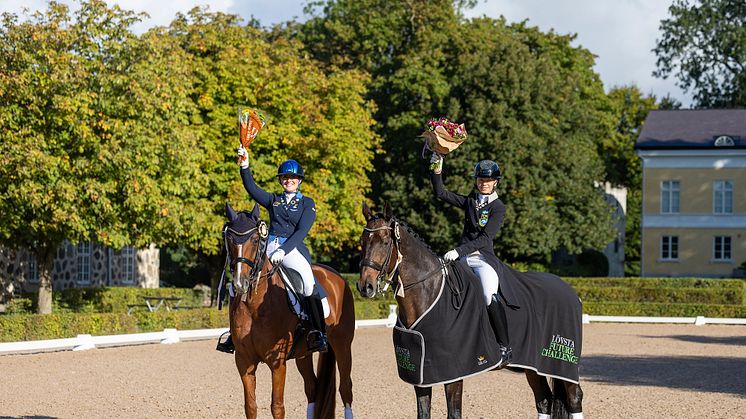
[429,154,513,369]
[216,148,328,354]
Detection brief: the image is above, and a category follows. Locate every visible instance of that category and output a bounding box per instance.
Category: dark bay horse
[357,202,583,419]
[223,203,356,419]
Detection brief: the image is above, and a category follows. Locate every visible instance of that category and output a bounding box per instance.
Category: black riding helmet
[472,160,502,180]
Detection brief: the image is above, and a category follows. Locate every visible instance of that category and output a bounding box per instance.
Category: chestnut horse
[358,202,583,419]
[223,203,356,419]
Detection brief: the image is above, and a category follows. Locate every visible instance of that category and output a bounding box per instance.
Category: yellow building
[635,109,746,278]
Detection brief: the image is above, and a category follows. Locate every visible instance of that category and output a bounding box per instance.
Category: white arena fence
[1,305,744,355]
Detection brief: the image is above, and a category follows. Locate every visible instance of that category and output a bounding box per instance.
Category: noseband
[360,219,403,294]
[221,220,269,302]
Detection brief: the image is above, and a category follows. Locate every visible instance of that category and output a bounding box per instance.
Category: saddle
[277,266,329,319]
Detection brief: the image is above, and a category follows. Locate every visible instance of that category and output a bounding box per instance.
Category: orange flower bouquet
[420,117,467,156]
[238,107,266,149]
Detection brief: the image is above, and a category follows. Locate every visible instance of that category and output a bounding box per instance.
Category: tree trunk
[35,247,55,314]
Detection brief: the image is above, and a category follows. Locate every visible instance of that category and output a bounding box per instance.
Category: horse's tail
[313,347,337,419]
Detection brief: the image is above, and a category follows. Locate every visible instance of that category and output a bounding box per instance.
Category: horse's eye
[383,241,389,246]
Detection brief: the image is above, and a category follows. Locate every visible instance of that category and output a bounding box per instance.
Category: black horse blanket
[393,261,502,386]
[392,259,582,386]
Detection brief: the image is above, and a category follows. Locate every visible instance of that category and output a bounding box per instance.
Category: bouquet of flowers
[420,117,467,156]
[238,107,267,150]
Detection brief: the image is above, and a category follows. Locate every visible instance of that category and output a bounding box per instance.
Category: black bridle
[360,216,456,301]
[219,220,271,303]
[360,218,402,294]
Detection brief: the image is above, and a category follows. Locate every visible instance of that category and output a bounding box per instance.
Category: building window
[28,257,39,283]
[121,247,136,284]
[661,236,678,260]
[714,236,732,261]
[661,180,680,214]
[77,242,91,285]
[713,181,733,214]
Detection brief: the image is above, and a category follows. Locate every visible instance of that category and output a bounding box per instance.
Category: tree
[297,2,616,263]
[654,0,746,107]
[605,86,658,275]
[165,7,379,261]
[0,1,215,313]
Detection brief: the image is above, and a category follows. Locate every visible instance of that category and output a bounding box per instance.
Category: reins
[218,219,277,307]
[361,217,463,308]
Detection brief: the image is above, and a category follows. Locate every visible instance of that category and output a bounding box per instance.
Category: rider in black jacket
[430,154,512,368]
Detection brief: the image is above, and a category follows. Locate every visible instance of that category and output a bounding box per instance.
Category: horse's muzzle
[356,280,376,299]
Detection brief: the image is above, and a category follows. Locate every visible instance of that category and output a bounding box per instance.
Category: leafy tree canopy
[297,1,616,262]
[654,0,746,107]
[165,7,379,257]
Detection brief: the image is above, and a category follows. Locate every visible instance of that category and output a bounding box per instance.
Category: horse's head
[358,201,401,298]
[224,202,269,295]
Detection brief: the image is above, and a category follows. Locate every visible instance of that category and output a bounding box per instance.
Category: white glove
[443,249,459,262]
[270,249,285,264]
[429,153,443,174]
[237,147,249,169]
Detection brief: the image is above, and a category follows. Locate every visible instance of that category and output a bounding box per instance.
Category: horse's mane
[371,212,439,259]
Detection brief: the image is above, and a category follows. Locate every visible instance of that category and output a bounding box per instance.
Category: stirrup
[306,330,328,353]
[215,331,234,354]
[494,346,512,369]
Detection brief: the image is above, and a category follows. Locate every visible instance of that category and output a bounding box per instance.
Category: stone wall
[0,242,159,307]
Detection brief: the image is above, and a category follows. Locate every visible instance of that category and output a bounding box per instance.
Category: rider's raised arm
[455,200,506,256]
[240,165,273,208]
[279,196,316,255]
[431,171,467,208]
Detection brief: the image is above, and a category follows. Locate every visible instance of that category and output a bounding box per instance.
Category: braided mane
[370,212,438,258]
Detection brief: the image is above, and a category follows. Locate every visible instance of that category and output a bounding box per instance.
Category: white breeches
[267,240,314,296]
[466,253,499,305]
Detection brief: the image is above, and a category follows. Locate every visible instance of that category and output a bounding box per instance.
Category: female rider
[216,147,327,354]
[429,154,512,368]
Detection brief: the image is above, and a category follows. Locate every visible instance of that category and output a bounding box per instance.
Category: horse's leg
[563,381,583,418]
[414,386,432,419]
[295,356,317,418]
[444,380,463,419]
[236,355,259,419]
[335,339,354,419]
[269,361,288,419]
[524,370,552,418]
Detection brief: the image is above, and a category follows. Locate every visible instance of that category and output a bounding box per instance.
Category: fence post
[387,304,397,327]
[73,334,96,351]
[161,328,180,344]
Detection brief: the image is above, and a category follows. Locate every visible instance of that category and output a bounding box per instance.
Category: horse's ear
[226,202,238,222]
[383,201,393,221]
[250,203,261,219]
[362,201,373,221]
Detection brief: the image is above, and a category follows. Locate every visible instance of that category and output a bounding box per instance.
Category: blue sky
[1,0,693,106]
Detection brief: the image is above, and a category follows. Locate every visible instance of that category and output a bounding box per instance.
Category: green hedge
[574,286,743,305]
[0,302,394,342]
[50,287,207,313]
[583,302,746,318]
[3,276,744,342]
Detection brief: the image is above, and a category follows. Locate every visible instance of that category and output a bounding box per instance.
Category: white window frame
[661,180,680,214]
[713,236,732,261]
[713,180,733,214]
[121,246,136,284]
[76,242,91,285]
[660,236,679,261]
[28,256,39,283]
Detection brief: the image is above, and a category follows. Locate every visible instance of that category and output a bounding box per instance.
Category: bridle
[360,216,454,300]
[360,217,403,295]
[220,219,270,302]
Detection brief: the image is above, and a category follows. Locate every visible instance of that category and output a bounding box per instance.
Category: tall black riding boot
[216,331,235,354]
[487,294,512,369]
[305,291,328,353]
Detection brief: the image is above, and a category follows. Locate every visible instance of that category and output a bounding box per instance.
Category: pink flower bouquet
[421,117,467,156]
